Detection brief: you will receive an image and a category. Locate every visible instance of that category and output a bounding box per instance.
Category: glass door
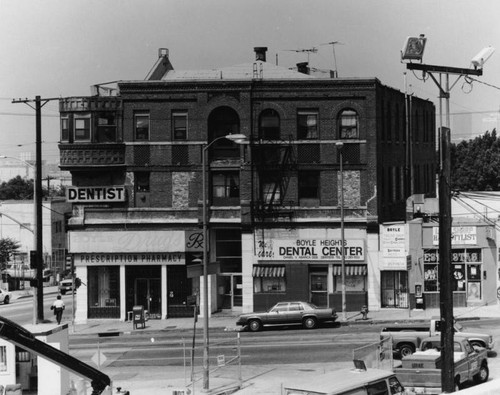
[135,278,161,318]
[310,272,328,307]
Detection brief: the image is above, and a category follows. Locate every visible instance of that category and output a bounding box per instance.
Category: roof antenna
[320,41,344,78]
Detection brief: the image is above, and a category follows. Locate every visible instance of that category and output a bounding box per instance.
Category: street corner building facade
[58,47,436,323]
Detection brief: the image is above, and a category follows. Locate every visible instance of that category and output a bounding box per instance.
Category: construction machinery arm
[0,315,111,395]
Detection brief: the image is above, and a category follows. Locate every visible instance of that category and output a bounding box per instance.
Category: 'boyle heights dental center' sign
[257,239,365,261]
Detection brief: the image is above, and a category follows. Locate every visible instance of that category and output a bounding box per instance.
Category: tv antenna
[320,41,344,77]
[282,47,318,63]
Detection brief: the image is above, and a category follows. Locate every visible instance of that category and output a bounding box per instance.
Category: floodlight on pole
[201,133,247,390]
[401,34,427,62]
[0,155,38,325]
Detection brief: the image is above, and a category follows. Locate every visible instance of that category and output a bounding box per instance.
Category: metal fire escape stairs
[253,136,295,222]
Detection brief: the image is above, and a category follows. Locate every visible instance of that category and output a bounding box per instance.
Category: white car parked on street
[0,289,12,304]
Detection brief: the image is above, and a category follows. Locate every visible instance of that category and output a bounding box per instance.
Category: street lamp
[335,142,346,322]
[201,133,247,390]
[0,155,39,325]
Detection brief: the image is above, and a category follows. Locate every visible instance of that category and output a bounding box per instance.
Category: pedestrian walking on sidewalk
[51,295,65,325]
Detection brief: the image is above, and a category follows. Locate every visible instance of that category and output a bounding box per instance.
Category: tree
[451,129,500,191]
[0,237,21,270]
[0,176,33,200]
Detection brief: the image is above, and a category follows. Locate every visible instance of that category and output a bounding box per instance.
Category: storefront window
[88,266,120,318]
[423,248,482,297]
[333,265,367,291]
[253,266,286,293]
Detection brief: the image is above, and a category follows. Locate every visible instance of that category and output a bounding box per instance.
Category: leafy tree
[451,129,500,191]
[0,176,64,199]
[0,176,33,200]
[0,237,21,270]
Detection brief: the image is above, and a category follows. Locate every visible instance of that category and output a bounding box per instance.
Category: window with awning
[252,266,285,277]
[253,266,286,293]
[332,265,367,276]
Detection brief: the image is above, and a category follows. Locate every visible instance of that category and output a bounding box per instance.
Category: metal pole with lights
[401,35,494,393]
[201,133,247,390]
[335,142,346,322]
[0,155,38,325]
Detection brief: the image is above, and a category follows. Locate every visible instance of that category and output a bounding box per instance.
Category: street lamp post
[201,133,247,390]
[0,155,39,324]
[335,142,346,322]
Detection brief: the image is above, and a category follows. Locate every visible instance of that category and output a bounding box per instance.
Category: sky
[1,0,500,164]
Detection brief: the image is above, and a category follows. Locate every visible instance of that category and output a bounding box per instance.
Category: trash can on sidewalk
[132,305,145,329]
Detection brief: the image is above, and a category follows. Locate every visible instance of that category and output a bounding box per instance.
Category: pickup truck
[380,316,494,357]
[394,336,489,394]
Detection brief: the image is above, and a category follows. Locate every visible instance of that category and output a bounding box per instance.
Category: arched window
[208,106,241,158]
[259,109,280,140]
[338,109,359,139]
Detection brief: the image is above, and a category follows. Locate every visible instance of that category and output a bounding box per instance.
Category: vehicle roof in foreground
[283,368,395,393]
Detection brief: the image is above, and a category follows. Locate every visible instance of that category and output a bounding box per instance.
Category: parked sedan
[0,289,12,304]
[236,301,337,332]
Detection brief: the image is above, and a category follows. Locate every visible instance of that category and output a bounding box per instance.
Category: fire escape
[252,136,296,223]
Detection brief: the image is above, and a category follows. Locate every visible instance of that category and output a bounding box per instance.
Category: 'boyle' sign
[66,186,126,203]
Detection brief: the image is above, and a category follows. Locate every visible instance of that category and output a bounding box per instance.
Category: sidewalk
[10,288,500,395]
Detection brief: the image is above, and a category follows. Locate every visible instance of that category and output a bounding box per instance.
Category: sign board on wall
[74,253,185,266]
[432,226,477,245]
[380,223,408,270]
[256,239,364,261]
[66,186,126,203]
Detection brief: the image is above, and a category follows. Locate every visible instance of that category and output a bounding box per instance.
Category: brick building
[59,48,436,322]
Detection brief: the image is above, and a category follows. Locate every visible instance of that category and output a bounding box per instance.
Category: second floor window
[339,109,359,139]
[135,172,150,192]
[61,117,69,141]
[259,109,280,140]
[172,111,188,140]
[135,112,150,140]
[298,171,319,199]
[212,171,240,201]
[74,116,91,141]
[297,110,318,139]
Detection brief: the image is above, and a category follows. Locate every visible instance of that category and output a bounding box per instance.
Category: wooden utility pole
[406,62,482,393]
[12,95,60,322]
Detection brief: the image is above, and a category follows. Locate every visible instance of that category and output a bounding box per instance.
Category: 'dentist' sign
[66,186,126,203]
[257,239,365,261]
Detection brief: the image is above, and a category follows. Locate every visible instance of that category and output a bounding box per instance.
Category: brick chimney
[297,62,309,75]
[254,47,268,62]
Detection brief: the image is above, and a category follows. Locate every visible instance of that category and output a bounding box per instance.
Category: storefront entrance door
[135,278,161,319]
[218,274,242,310]
[310,272,328,307]
[381,271,409,308]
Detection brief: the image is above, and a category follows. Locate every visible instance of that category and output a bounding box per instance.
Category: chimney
[297,62,309,75]
[254,47,268,62]
[145,48,174,80]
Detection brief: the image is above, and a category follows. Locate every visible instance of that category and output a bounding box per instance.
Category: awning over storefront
[332,265,367,276]
[252,266,285,277]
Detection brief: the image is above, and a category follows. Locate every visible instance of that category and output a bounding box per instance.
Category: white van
[283,365,411,395]
[58,279,74,295]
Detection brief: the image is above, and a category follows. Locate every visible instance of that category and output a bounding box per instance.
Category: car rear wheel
[474,362,489,384]
[303,317,317,329]
[399,343,414,358]
[248,319,262,332]
[60,290,66,295]
[3,296,9,305]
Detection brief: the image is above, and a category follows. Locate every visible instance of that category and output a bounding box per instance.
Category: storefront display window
[333,265,367,291]
[88,266,120,318]
[253,266,286,293]
[423,248,482,299]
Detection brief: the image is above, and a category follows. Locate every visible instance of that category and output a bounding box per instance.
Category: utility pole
[406,62,482,393]
[12,95,59,322]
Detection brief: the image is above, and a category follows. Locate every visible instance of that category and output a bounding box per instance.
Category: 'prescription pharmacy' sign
[257,239,365,261]
[66,186,126,203]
